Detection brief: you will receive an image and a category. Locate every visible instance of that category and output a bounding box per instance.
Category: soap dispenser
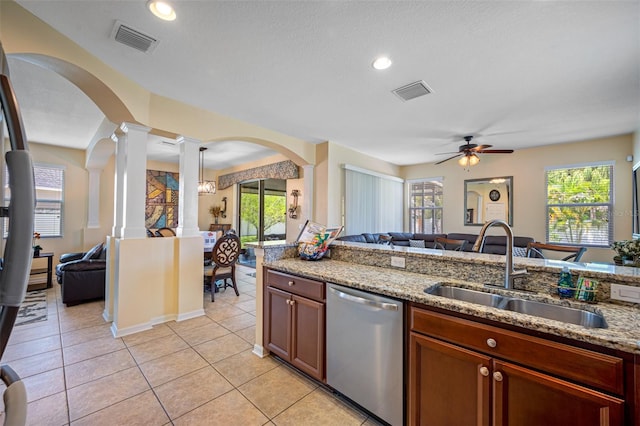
[557,266,574,298]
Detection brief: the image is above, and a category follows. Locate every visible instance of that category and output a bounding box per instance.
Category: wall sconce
[221,197,227,218]
[288,190,300,219]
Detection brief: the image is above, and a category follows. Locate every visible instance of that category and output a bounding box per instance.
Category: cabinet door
[290,294,325,381]
[492,360,625,426]
[264,286,291,360]
[408,332,491,426]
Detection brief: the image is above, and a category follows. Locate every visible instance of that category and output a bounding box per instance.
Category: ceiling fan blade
[435,154,462,165]
[478,149,514,154]
[470,144,492,151]
[436,151,460,155]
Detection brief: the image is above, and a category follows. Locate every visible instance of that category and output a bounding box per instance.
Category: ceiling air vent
[111,20,158,53]
[392,80,433,101]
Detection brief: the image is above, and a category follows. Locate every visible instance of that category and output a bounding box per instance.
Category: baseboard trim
[110,321,152,338]
[252,344,269,358]
[102,310,113,322]
[176,309,205,322]
[151,314,177,325]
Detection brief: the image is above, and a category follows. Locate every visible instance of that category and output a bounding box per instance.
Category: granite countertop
[266,257,640,354]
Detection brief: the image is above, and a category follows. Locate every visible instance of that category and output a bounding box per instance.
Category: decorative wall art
[145,170,179,228]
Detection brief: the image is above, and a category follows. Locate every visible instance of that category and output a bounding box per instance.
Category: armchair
[55,243,106,306]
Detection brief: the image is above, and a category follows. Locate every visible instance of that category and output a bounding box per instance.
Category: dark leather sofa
[337,232,535,255]
[55,243,106,306]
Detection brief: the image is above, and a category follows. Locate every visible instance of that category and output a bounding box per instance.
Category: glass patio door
[238,178,287,247]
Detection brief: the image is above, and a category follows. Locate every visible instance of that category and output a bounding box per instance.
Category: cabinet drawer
[410,306,624,396]
[266,270,325,302]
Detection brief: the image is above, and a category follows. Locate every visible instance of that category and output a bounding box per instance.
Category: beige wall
[25,142,114,261]
[402,134,634,263]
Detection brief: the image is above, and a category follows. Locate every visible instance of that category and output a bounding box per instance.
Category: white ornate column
[303,164,314,221]
[119,122,150,239]
[176,136,200,237]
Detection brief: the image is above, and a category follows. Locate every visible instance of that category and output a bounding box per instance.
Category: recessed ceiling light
[372,56,392,70]
[147,0,176,21]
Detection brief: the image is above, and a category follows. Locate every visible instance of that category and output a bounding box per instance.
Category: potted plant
[611,239,640,266]
[33,232,42,257]
[209,205,222,224]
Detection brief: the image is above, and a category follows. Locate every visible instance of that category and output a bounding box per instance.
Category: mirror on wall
[464,176,513,226]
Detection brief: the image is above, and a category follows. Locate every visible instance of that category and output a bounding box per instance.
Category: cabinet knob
[288,281,294,286]
[486,338,497,348]
[479,366,489,377]
[493,372,503,382]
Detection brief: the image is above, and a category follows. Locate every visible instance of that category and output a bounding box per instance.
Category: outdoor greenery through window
[238,179,286,247]
[4,163,64,238]
[545,163,613,247]
[409,179,443,234]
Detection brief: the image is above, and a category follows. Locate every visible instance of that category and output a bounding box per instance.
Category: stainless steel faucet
[471,219,527,289]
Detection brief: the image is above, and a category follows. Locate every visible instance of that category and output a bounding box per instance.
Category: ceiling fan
[435,136,514,167]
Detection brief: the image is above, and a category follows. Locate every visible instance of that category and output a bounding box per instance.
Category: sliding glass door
[238,178,287,247]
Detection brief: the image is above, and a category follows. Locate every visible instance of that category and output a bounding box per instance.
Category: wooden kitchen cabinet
[264,269,325,381]
[409,305,626,426]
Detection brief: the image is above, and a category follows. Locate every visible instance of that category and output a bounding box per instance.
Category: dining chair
[205,233,241,302]
[526,242,587,262]
[433,237,467,251]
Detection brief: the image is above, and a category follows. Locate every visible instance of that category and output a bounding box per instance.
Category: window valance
[217,160,299,190]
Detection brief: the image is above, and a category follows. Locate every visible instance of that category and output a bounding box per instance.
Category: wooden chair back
[526,242,587,262]
[434,237,467,251]
[212,234,241,267]
[207,234,241,302]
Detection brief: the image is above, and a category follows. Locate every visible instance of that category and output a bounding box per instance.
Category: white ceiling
[8,1,640,168]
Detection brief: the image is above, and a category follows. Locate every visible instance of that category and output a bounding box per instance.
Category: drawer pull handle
[493,372,503,382]
[479,366,489,377]
[486,338,497,348]
[288,281,294,286]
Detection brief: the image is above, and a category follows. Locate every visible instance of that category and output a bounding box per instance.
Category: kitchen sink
[425,284,607,329]
[425,285,507,308]
[502,298,607,329]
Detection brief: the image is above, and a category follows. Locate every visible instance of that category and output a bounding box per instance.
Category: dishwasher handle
[329,286,399,311]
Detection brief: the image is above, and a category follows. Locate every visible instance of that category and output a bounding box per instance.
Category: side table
[29,252,54,291]
[209,223,231,233]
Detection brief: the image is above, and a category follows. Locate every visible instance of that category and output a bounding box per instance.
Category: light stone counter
[266,257,640,354]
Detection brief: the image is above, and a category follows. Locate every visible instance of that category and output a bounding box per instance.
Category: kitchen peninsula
[250,240,640,425]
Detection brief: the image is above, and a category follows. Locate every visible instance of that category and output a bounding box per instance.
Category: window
[409,179,443,234]
[344,165,403,235]
[545,163,613,247]
[4,164,64,237]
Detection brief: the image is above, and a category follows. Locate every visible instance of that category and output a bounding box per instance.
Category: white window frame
[408,177,443,234]
[545,161,613,247]
[4,163,64,238]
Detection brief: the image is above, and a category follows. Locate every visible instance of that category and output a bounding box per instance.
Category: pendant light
[198,147,216,195]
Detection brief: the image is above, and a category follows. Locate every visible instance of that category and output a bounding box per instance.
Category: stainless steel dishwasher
[326,283,404,426]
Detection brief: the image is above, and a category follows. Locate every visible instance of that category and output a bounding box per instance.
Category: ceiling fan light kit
[458,153,480,168]
[435,135,514,168]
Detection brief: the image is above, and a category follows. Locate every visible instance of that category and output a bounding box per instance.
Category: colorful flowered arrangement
[32,232,42,251]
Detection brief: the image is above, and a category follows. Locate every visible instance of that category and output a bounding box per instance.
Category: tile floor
[0,265,382,425]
